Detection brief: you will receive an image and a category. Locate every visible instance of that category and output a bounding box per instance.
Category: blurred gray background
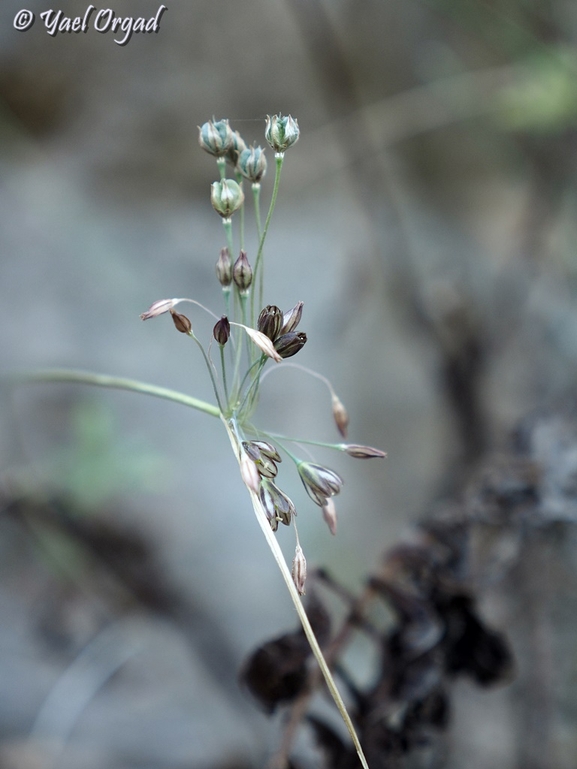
[1,0,577,767]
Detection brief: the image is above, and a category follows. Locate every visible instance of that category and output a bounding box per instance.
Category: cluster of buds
[241,440,297,532]
[257,301,306,359]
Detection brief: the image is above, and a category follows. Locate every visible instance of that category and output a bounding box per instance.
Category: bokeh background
[1,0,577,767]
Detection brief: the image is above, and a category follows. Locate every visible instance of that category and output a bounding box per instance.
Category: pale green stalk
[251,154,284,325]
[221,417,369,769]
[6,370,220,417]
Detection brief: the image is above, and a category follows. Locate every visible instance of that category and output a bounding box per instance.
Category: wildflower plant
[14,115,386,767]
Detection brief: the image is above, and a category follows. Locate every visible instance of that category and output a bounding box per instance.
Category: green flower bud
[211,179,244,219]
[213,315,230,346]
[226,130,247,167]
[257,305,283,341]
[215,247,232,287]
[265,114,300,153]
[233,250,253,293]
[274,331,307,359]
[237,146,267,183]
[198,119,234,157]
[297,461,343,506]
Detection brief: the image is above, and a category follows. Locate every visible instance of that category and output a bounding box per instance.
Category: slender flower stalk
[10,114,385,769]
[251,153,284,324]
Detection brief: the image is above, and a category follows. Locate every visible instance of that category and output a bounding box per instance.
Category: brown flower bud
[343,444,387,459]
[170,309,192,334]
[255,456,278,478]
[331,393,349,439]
[322,497,338,536]
[213,316,230,346]
[233,250,253,293]
[215,247,232,288]
[257,305,283,341]
[280,301,304,335]
[274,331,307,359]
[291,544,307,595]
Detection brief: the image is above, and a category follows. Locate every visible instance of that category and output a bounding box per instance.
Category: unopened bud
[322,497,338,536]
[211,179,244,218]
[240,452,261,494]
[170,309,192,334]
[298,461,343,506]
[342,444,387,459]
[198,119,234,157]
[238,146,267,183]
[331,394,349,439]
[215,247,232,288]
[291,544,307,595]
[226,130,247,167]
[233,250,253,293]
[265,114,300,154]
[140,298,177,320]
[280,301,304,335]
[213,316,230,346]
[274,331,307,359]
[257,305,283,341]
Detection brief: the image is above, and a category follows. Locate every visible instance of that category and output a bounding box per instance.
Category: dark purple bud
[257,305,283,341]
[213,315,230,346]
[233,250,253,293]
[216,247,232,288]
[274,331,307,359]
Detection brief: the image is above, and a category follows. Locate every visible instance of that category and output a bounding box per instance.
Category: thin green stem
[236,171,245,250]
[266,432,347,453]
[222,218,234,269]
[221,417,369,769]
[251,154,284,325]
[252,183,262,240]
[6,370,220,417]
[190,333,224,413]
[219,344,229,406]
[217,157,226,180]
